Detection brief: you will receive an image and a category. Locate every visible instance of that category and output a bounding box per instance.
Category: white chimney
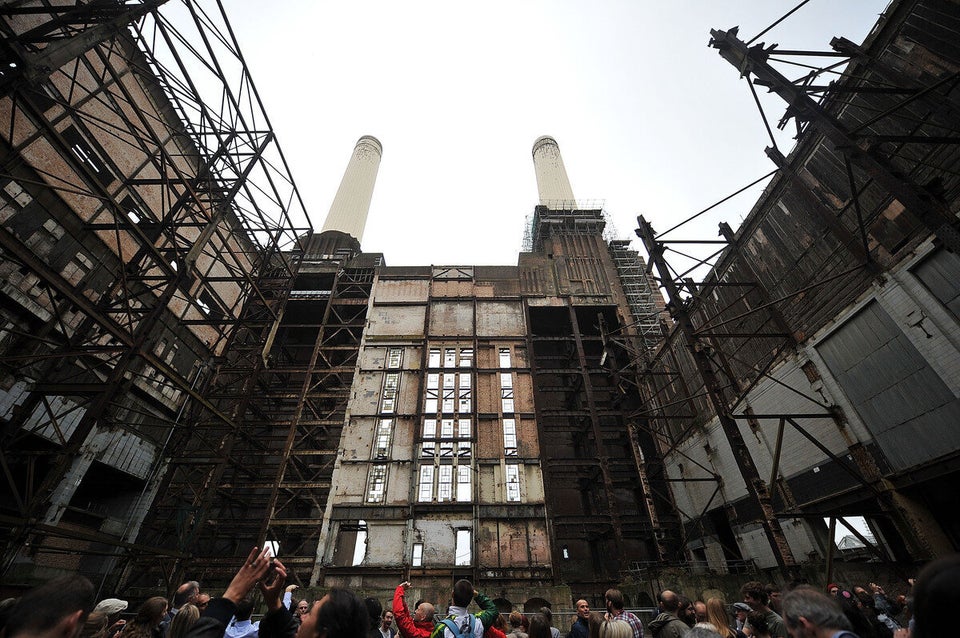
[320,135,382,242]
[532,136,575,205]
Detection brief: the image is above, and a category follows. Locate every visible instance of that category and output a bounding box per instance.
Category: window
[387,348,403,369]
[458,374,472,412]
[442,388,455,413]
[412,543,424,567]
[499,348,511,368]
[505,464,521,502]
[457,465,471,502]
[458,419,471,457]
[501,388,514,413]
[459,348,474,368]
[429,348,441,368]
[422,419,436,458]
[382,373,400,413]
[503,418,517,455]
[352,520,368,566]
[455,529,472,566]
[440,419,454,457]
[438,465,453,502]
[374,419,392,459]
[367,465,387,503]
[426,373,439,412]
[418,466,434,502]
[444,348,456,368]
[500,372,513,388]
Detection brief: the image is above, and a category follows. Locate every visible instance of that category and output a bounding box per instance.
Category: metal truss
[0,0,310,589]
[622,0,960,575]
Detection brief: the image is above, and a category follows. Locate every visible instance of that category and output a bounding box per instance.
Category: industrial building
[2,0,960,614]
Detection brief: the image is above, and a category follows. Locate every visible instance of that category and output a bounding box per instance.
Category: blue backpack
[439,617,474,638]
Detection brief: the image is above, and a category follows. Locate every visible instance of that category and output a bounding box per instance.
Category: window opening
[374,419,393,459]
[412,542,424,567]
[367,465,387,503]
[422,419,436,457]
[382,373,400,413]
[418,466,434,502]
[352,520,368,566]
[444,348,456,367]
[429,348,441,368]
[438,465,453,502]
[387,348,403,369]
[501,388,514,413]
[503,418,518,455]
[499,348,511,368]
[459,348,474,368]
[457,465,471,502]
[455,529,472,566]
[506,464,521,502]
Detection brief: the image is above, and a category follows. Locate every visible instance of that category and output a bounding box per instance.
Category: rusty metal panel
[521,464,544,502]
[477,421,502,459]
[517,416,539,459]
[431,280,474,298]
[368,305,426,336]
[478,465,498,503]
[373,278,429,303]
[429,301,473,336]
[816,301,960,470]
[477,301,526,336]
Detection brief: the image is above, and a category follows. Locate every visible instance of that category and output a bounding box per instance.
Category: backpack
[439,616,474,638]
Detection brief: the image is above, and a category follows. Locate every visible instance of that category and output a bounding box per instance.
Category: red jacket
[393,585,435,638]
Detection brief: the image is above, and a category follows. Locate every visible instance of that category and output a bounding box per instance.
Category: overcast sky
[214,1,890,267]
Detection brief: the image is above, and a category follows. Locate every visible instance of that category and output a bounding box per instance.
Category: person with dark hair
[375,610,396,638]
[226,598,260,638]
[429,579,497,638]
[677,598,695,629]
[539,607,560,638]
[79,611,109,638]
[780,586,857,638]
[367,598,385,638]
[740,582,786,638]
[528,614,552,638]
[746,612,771,638]
[764,586,782,616]
[604,589,643,638]
[392,582,435,638]
[122,597,169,638]
[834,591,873,638]
[910,553,960,638]
[648,591,689,638]
[568,600,590,638]
[3,574,95,638]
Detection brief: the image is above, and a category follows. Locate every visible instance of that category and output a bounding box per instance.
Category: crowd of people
[1,551,957,638]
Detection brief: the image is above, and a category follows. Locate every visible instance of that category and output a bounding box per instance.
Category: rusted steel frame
[843,154,873,259]
[768,417,786,505]
[658,169,778,239]
[710,27,960,252]
[262,270,366,583]
[638,215,797,569]
[568,304,626,561]
[825,516,837,587]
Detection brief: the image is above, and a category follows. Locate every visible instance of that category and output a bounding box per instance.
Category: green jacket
[429,592,498,638]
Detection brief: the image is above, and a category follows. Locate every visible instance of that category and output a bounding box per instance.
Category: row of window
[383,346,514,370]
[364,462,522,504]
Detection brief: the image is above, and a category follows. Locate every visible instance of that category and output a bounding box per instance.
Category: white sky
[220,1,891,267]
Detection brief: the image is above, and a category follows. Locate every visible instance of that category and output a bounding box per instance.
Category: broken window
[438,465,453,502]
[422,419,436,458]
[458,373,472,412]
[374,419,393,459]
[429,348,441,368]
[418,466,434,502]
[455,529,472,566]
[503,418,518,455]
[352,520,367,566]
[444,348,456,367]
[440,419,454,457]
[459,348,473,367]
[499,348,511,368]
[458,419,471,457]
[425,373,438,413]
[505,464,521,502]
[457,465,471,502]
[501,388,514,413]
[387,348,403,369]
[382,373,400,413]
[412,542,424,567]
[367,465,387,503]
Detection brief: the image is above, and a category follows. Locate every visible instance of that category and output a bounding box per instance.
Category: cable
[746,0,813,46]
[657,169,778,238]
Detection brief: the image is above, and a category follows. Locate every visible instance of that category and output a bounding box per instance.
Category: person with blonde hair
[598,620,632,638]
[167,604,200,638]
[704,599,735,638]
